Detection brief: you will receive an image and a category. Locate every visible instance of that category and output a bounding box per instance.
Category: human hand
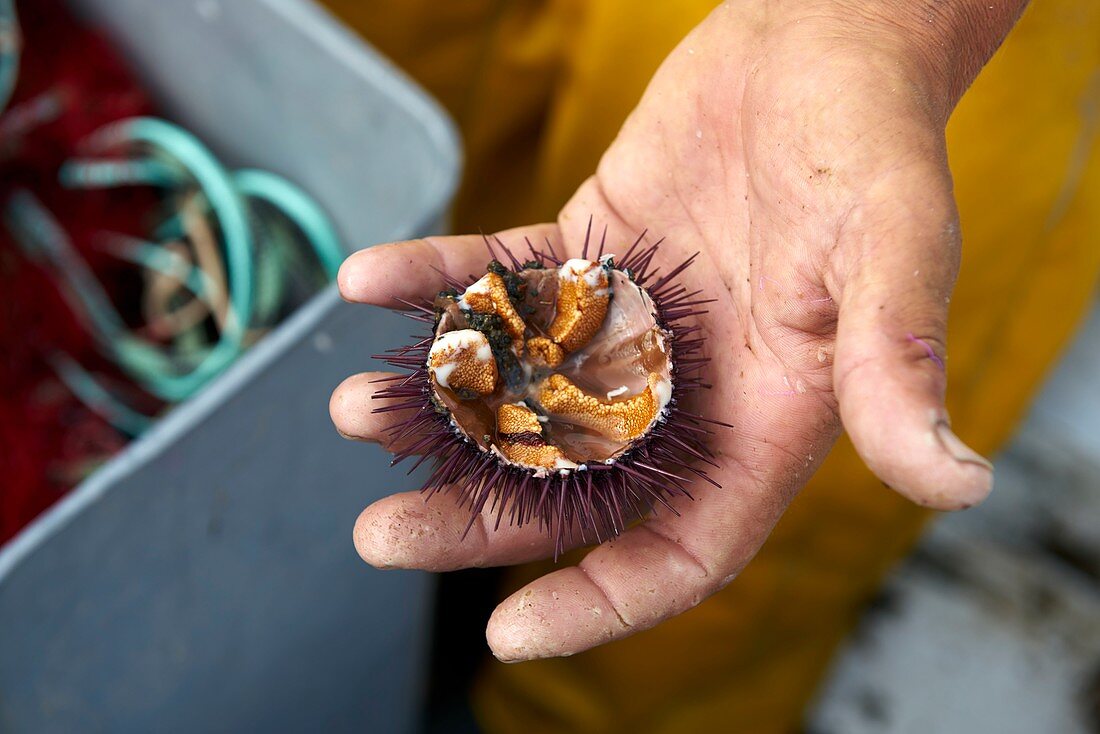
[331,0,1024,661]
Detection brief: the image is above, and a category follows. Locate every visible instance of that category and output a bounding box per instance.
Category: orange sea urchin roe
[429,260,673,471]
[496,403,573,470]
[428,329,498,396]
[546,259,611,353]
[538,372,666,443]
[527,336,565,367]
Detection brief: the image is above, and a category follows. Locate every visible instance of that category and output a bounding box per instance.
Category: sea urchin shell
[373,222,725,557]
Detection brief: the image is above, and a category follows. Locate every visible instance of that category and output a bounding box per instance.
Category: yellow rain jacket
[323,1,1100,731]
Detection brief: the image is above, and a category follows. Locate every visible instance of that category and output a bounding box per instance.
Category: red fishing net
[0,0,157,542]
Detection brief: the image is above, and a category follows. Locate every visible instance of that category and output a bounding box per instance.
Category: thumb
[832,175,993,511]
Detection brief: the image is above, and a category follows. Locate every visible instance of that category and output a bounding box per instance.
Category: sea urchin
[373,222,726,557]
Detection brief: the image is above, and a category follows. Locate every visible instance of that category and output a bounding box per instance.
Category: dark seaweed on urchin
[371,225,729,559]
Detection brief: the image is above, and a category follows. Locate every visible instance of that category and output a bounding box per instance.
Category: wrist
[821,0,1030,117]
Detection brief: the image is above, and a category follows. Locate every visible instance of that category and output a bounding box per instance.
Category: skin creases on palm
[331,3,995,661]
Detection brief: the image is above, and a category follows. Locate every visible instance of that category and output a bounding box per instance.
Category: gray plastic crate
[0,1,460,732]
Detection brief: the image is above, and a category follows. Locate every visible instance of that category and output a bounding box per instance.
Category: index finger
[337,224,560,308]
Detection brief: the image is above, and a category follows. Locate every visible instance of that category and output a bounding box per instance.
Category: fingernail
[934,420,993,472]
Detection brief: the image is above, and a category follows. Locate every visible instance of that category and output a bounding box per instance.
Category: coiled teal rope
[5,116,346,433]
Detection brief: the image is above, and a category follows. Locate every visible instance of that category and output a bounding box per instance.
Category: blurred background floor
[808,298,1100,734]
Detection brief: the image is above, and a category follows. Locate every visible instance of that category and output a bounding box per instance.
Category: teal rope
[8,116,345,434]
[247,208,292,326]
[72,117,255,401]
[5,190,129,340]
[99,233,215,303]
[0,0,19,114]
[234,168,344,278]
[4,191,205,379]
[59,158,184,189]
[47,353,154,437]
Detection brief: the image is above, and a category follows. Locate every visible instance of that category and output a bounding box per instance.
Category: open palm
[332,2,1000,661]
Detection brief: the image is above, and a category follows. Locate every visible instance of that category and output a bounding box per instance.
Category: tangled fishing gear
[374,222,728,557]
[0,0,344,540]
[0,0,157,542]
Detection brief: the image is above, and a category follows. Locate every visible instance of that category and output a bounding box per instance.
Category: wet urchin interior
[373,222,726,557]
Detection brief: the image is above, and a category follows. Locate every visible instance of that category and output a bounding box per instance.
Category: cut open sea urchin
[373,222,727,558]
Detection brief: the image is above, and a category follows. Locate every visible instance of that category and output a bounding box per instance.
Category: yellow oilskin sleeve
[322,1,1100,731]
